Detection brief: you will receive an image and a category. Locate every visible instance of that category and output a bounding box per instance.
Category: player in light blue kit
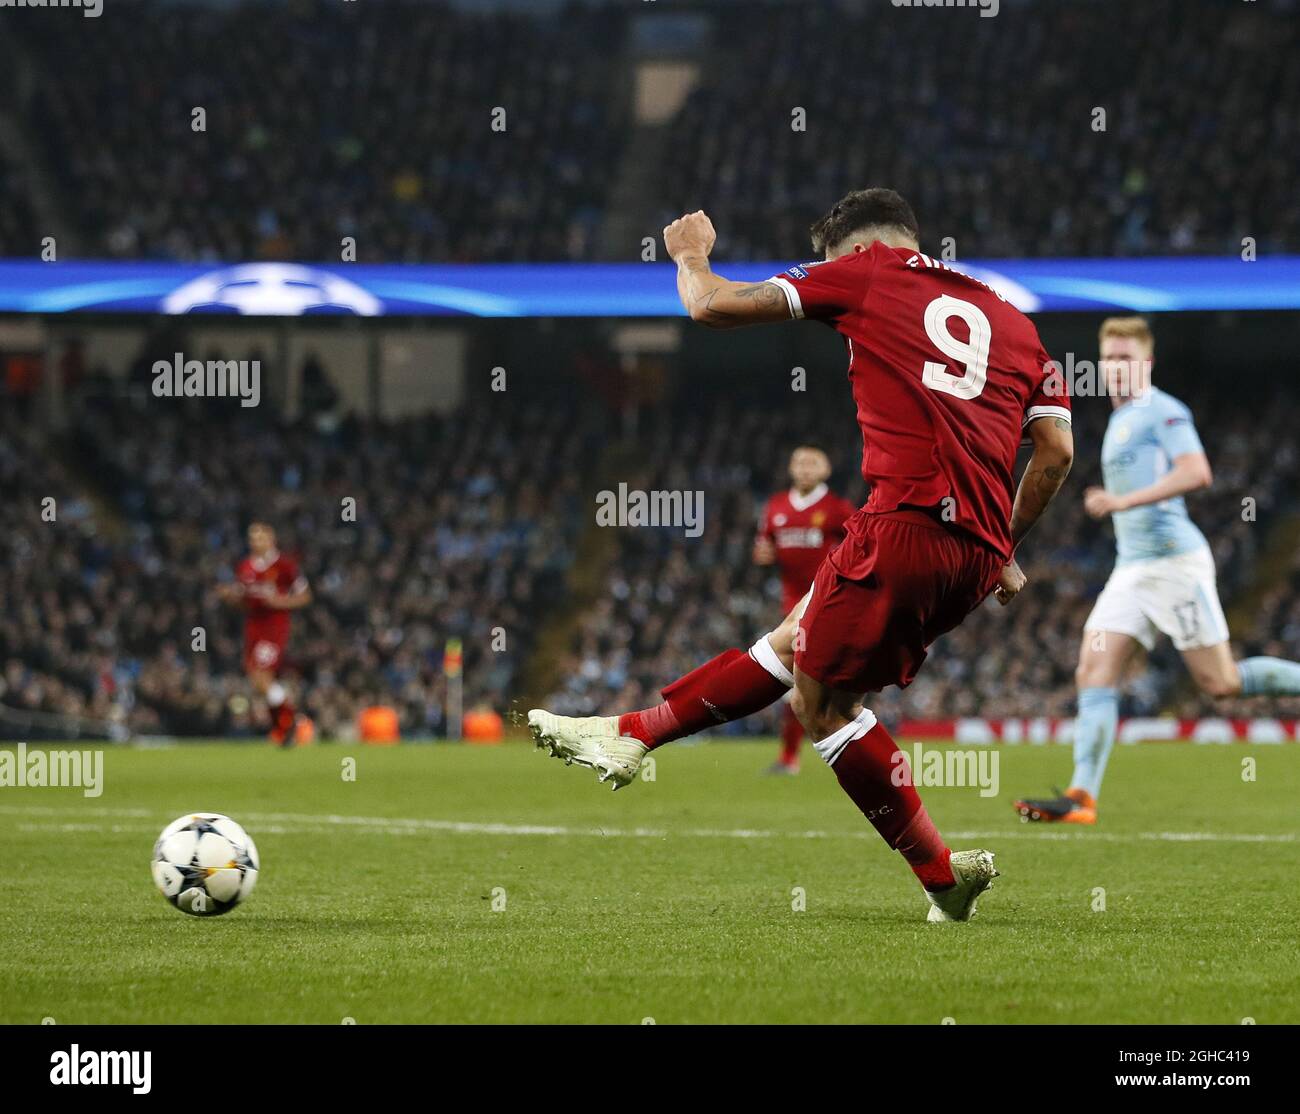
[1015,316,1300,823]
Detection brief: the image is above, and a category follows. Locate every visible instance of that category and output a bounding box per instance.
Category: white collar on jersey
[250,549,280,572]
[787,483,828,512]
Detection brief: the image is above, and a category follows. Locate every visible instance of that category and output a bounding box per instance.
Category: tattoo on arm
[731,283,785,311]
[1009,459,1071,544]
[685,277,784,323]
[1009,415,1074,545]
[733,282,781,301]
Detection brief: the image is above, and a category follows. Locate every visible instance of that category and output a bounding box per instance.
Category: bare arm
[675,255,791,328]
[1084,452,1211,518]
[993,416,1073,606]
[1010,416,1075,549]
[665,211,793,329]
[216,583,244,606]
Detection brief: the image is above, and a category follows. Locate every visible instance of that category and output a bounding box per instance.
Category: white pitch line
[0,804,1294,844]
[0,804,154,818]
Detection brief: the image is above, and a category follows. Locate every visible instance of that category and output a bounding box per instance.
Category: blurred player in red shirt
[217,522,312,746]
[530,189,1073,921]
[753,444,854,774]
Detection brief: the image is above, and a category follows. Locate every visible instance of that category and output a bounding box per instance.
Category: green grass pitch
[2,739,1297,1024]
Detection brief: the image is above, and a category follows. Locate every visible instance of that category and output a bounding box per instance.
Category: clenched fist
[1083,486,1128,519]
[993,558,1026,606]
[663,210,717,262]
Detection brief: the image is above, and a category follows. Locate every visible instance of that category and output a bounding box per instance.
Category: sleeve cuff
[1022,405,1072,429]
[765,276,803,320]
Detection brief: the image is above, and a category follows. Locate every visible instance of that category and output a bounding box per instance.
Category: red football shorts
[795,509,1004,694]
[243,621,289,674]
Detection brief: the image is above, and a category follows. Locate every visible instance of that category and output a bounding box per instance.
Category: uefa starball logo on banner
[161,264,382,315]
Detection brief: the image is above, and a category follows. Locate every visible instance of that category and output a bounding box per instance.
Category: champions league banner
[0,257,1297,317]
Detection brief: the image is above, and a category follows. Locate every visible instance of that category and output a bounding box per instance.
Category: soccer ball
[151,813,260,917]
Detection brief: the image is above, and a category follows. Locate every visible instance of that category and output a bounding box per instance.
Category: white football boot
[924,849,1000,922]
[527,710,649,791]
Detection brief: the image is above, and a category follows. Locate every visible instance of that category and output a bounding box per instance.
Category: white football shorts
[1084,545,1230,652]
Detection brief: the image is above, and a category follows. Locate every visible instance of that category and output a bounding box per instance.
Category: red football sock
[619,647,789,750]
[779,705,803,766]
[830,721,954,889]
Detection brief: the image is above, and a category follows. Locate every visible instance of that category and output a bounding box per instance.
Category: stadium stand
[12,0,625,263]
[4,344,1299,739]
[3,0,1296,263]
[0,151,40,259]
[1,370,603,739]
[2,0,1298,740]
[658,0,1299,261]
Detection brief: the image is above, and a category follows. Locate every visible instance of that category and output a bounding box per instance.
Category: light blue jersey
[1101,387,1208,564]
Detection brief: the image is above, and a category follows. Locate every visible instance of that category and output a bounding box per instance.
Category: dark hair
[810,188,919,256]
[792,441,830,459]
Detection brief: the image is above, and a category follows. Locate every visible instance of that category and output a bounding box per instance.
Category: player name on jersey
[772,526,828,548]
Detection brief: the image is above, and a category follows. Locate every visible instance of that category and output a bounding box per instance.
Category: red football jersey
[758,485,856,609]
[766,244,1069,561]
[235,551,306,634]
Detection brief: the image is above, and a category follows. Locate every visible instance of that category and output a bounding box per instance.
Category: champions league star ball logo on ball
[162,263,382,316]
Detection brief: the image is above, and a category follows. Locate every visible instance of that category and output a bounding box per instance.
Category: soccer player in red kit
[217,522,312,746]
[754,444,854,774]
[529,189,1074,921]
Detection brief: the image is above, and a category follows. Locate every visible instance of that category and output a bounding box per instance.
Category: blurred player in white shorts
[1085,544,1228,655]
[1015,317,1300,824]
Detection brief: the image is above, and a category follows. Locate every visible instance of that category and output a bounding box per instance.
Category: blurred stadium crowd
[658,0,1298,260]
[1,0,1295,263]
[1,371,601,739]
[0,152,39,260]
[14,0,622,263]
[5,360,1299,740]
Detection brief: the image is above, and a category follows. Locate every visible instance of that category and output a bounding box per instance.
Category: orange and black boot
[1012,786,1097,824]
